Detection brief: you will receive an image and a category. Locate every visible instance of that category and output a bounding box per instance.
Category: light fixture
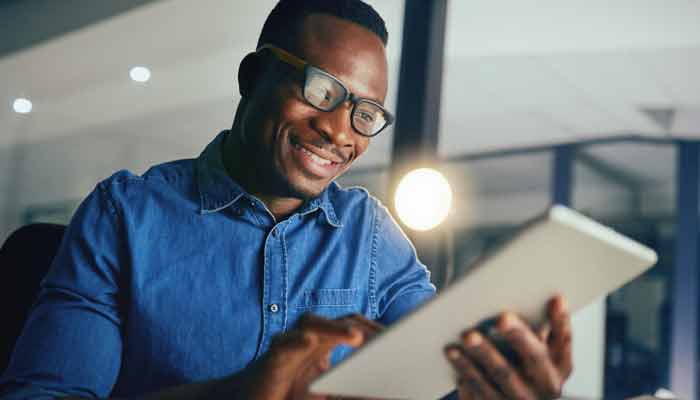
[129,66,151,83]
[13,98,33,114]
[394,167,453,231]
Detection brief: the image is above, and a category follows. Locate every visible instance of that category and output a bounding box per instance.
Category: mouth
[289,136,345,179]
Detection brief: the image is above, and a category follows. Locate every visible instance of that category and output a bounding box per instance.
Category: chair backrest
[0,223,66,371]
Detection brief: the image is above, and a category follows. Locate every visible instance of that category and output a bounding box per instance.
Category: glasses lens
[304,69,346,111]
[353,100,388,136]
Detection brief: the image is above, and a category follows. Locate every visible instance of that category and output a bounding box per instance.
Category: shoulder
[99,159,194,189]
[327,181,386,225]
[97,159,197,208]
[331,183,412,249]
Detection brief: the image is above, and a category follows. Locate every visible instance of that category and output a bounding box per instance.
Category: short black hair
[257,0,388,52]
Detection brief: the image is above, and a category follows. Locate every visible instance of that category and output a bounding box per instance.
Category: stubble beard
[248,131,322,201]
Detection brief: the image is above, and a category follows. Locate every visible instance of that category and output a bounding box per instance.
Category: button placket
[258,221,287,355]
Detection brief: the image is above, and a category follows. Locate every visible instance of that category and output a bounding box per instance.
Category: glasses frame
[257,44,394,138]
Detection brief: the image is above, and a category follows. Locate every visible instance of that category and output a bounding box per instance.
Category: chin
[285,177,329,200]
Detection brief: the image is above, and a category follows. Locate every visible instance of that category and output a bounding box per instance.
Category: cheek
[354,138,370,158]
[278,90,316,123]
[251,90,298,147]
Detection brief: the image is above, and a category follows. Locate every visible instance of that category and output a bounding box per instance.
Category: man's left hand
[444,295,573,399]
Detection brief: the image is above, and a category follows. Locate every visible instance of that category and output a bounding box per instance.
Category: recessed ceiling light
[13,98,32,114]
[129,66,151,83]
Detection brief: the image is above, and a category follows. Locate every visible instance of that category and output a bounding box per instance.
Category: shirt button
[269,304,279,313]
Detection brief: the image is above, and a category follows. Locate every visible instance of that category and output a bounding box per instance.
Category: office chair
[0,223,66,371]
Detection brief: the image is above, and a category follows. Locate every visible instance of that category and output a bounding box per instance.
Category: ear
[237,52,261,98]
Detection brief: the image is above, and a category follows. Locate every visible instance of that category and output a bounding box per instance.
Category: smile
[298,145,334,166]
[289,137,344,179]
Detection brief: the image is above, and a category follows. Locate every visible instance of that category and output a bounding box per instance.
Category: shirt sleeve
[371,203,436,326]
[0,181,125,399]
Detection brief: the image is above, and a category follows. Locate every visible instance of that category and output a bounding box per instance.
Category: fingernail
[500,312,516,330]
[446,347,461,361]
[347,327,363,344]
[466,331,482,347]
[558,296,568,311]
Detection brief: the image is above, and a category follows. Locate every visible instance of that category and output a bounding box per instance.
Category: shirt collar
[196,131,246,214]
[196,131,343,228]
[296,183,343,228]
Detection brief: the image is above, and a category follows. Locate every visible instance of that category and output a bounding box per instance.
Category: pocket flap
[300,288,358,307]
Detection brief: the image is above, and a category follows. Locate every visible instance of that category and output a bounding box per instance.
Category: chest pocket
[296,288,360,319]
[297,289,362,365]
[294,288,363,367]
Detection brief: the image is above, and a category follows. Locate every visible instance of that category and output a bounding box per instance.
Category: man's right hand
[235,313,383,400]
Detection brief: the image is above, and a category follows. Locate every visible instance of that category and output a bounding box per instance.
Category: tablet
[310,205,658,399]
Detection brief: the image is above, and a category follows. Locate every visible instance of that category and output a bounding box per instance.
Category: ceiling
[0,0,159,58]
[1,0,697,177]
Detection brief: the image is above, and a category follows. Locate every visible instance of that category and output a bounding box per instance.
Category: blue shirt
[0,131,436,399]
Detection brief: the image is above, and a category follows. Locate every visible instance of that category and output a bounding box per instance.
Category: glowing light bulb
[13,98,33,114]
[394,168,453,231]
[129,66,151,83]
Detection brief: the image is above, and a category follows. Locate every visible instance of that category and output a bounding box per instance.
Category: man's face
[241,14,389,199]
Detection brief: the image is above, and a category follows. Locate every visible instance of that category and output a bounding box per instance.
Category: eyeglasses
[257,44,394,137]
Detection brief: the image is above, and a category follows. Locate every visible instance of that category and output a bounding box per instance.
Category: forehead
[296,14,388,103]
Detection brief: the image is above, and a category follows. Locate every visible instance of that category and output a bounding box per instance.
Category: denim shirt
[0,131,436,399]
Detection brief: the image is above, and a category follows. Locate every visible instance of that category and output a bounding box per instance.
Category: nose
[310,102,355,148]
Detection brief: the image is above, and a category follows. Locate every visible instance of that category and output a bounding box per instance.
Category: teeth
[300,146,332,166]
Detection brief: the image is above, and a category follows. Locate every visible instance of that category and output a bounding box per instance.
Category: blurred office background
[2,0,700,398]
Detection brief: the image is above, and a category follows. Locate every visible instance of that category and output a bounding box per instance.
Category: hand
[444,295,573,399]
[237,313,384,400]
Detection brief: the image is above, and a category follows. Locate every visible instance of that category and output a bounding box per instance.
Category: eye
[305,77,338,109]
[308,86,328,100]
[358,111,375,123]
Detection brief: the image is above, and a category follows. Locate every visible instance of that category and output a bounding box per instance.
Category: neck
[254,194,304,221]
[223,129,304,221]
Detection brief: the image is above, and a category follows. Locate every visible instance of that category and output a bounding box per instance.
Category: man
[0,1,572,399]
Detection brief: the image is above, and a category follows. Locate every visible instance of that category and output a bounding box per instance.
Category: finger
[298,315,371,374]
[269,328,317,359]
[444,345,503,400]
[340,313,385,332]
[537,323,551,343]
[460,330,537,400]
[499,313,564,399]
[547,296,573,377]
[269,317,361,372]
[268,329,321,371]
[340,314,384,341]
[297,313,364,347]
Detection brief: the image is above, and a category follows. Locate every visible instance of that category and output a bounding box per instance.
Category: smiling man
[0,1,572,399]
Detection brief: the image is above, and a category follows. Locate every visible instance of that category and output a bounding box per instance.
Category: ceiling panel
[446,0,700,57]
[673,108,700,137]
[439,110,572,156]
[641,47,700,106]
[578,142,676,184]
[537,50,671,131]
[440,1,700,155]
